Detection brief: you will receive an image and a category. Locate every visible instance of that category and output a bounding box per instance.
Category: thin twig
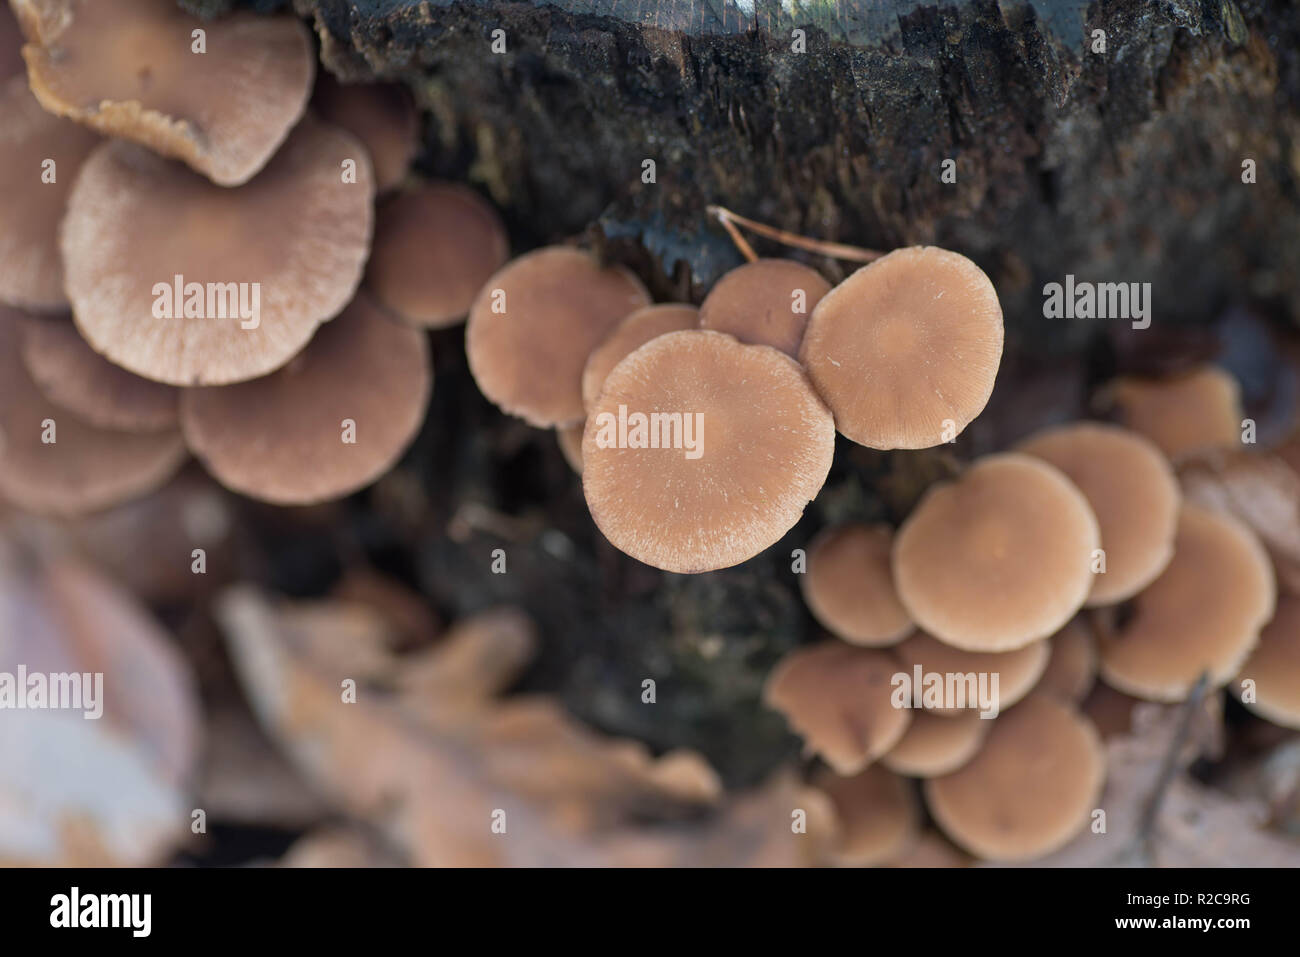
[1135,672,1211,857]
[711,208,758,262]
[707,205,886,263]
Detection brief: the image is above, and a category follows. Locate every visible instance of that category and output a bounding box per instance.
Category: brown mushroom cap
[800,523,912,646]
[1107,366,1242,460]
[583,330,835,573]
[924,694,1105,861]
[892,453,1100,651]
[882,710,990,778]
[1037,618,1098,703]
[312,74,418,194]
[1098,504,1275,701]
[466,247,650,427]
[1017,422,1179,605]
[365,182,509,329]
[15,0,313,186]
[814,765,920,866]
[799,246,1004,450]
[0,307,186,515]
[21,316,178,431]
[763,641,912,776]
[698,259,831,358]
[1235,596,1300,729]
[180,297,430,506]
[62,118,374,386]
[581,304,699,411]
[892,631,1050,716]
[0,77,99,311]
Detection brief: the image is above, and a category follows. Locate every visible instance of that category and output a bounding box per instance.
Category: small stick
[712,208,758,263]
[708,205,887,263]
[1135,672,1211,857]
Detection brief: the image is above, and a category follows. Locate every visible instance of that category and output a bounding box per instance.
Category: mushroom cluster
[466,243,1006,573]
[764,360,1299,865]
[0,0,506,512]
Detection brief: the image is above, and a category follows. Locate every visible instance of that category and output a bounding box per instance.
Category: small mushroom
[14,0,314,186]
[365,182,509,329]
[0,76,99,311]
[466,246,650,427]
[892,453,1099,651]
[1097,504,1275,702]
[698,259,830,358]
[1106,366,1243,460]
[20,316,179,432]
[61,118,374,386]
[582,330,835,573]
[180,298,431,506]
[800,522,912,647]
[312,73,418,194]
[762,641,912,776]
[892,631,1050,715]
[1235,596,1300,729]
[924,694,1105,861]
[0,307,187,515]
[1036,618,1098,704]
[882,710,990,778]
[581,304,699,411]
[1017,422,1179,605]
[813,765,920,866]
[799,246,1004,449]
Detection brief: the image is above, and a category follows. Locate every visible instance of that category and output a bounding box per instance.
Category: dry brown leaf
[0,533,199,865]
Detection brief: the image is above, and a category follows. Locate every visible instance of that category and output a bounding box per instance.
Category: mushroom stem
[707,205,885,263]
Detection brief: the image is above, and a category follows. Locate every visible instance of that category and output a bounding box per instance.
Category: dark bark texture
[261,0,1300,352]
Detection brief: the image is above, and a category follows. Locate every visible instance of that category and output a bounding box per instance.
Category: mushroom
[582,330,835,573]
[1036,618,1098,704]
[0,76,99,311]
[466,246,650,427]
[1105,366,1243,460]
[698,259,830,358]
[892,631,1050,715]
[180,297,431,506]
[762,641,912,776]
[312,73,418,194]
[799,523,912,647]
[13,0,314,186]
[365,182,509,329]
[1097,504,1275,701]
[924,694,1105,861]
[20,316,178,432]
[813,765,920,866]
[881,710,990,778]
[892,453,1099,651]
[1017,422,1179,605]
[61,117,374,386]
[799,246,1004,450]
[0,307,187,515]
[581,304,699,411]
[1235,596,1300,729]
